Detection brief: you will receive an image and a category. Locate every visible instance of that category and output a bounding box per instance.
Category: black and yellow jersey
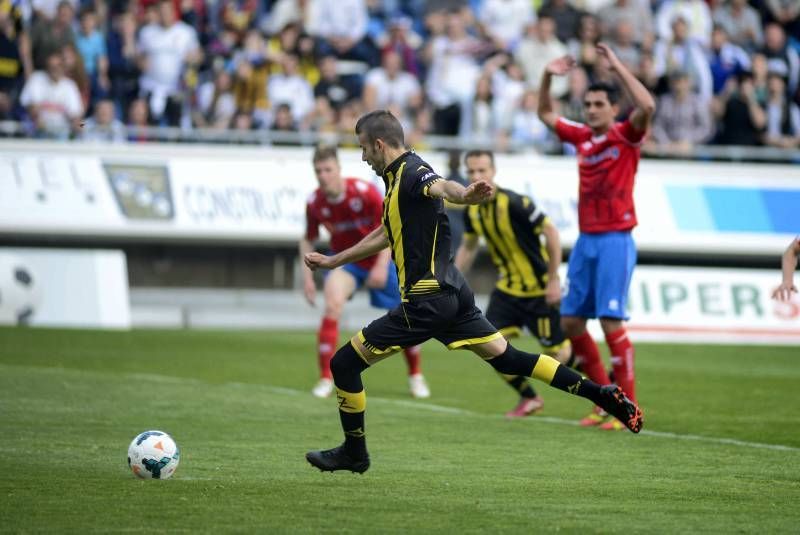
[381,151,465,301]
[463,187,551,298]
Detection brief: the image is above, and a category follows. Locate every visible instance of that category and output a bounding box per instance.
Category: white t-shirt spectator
[306,0,367,42]
[268,73,314,122]
[197,81,237,125]
[138,21,199,96]
[364,68,420,111]
[426,35,481,108]
[653,39,713,101]
[20,71,83,135]
[479,0,536,48]
[656,0,713,47]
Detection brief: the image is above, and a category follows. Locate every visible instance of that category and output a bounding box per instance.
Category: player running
[537,43,656,430]
[454,150,576,418]
[300,145,430,399]
[304,111,642,474]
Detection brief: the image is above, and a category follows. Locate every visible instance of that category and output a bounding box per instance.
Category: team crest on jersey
[321,207,331,218]
[349,197,363,212]
[581,141,593,151]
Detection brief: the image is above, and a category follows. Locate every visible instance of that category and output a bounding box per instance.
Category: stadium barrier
[0,140,797,258]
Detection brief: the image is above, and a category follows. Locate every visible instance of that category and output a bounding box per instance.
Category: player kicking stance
[772,237,800,301]
[300,145,430,399]
[455,150,576,418]
[304,111,642,473]
[538,44,655,430]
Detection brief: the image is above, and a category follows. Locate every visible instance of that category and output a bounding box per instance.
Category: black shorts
[485,289,566,350]
[357,285,502,361]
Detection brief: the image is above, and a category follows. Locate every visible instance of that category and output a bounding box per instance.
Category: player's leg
[438,286,641,432]
[306,304,432,473]
[485,290,543,418]
[313,267,358,398]
[368,261,430,398]
[595,232,638,430]
[561,234,611,387]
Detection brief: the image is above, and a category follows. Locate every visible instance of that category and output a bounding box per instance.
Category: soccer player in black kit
[304,110,643,474]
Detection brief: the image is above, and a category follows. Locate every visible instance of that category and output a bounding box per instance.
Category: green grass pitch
[1,327,798,533]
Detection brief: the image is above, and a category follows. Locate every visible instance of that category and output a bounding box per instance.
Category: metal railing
[1,120,798,163]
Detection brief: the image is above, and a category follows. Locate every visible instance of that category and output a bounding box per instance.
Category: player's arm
[597,42,656,131]
[365,248,391,289]
[772,238,800,302]
[538,55,576,130]
[426,179,494,205]
[541,219,563,306]
[305,225,389,271]
[454,234,480,274]
[299,237,318,306]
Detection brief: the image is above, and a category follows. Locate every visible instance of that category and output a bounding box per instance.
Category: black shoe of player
[597,385,643,433]
[306,444,370,474]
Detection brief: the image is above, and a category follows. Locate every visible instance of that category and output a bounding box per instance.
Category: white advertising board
[0,141,796,255]
[0,247,130,329]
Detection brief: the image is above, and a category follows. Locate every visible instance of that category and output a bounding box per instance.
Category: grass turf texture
[1,327,799,533]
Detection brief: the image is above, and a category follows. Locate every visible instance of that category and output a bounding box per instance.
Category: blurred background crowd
[0,0,798,152]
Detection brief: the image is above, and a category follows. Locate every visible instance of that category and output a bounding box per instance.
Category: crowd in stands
[0,0,798,151]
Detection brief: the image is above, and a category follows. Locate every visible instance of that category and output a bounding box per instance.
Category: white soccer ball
[0,253,40,326]
[127,430,180,480]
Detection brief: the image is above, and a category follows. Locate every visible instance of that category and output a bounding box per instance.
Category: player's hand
[772,282,798,302]
[462,180,494,205]
[304,252,335,271]
[303,278,317,306]
[365,267,388,289]
[545,55,576,76]
[545,276,561,306]
[595,42,621,70]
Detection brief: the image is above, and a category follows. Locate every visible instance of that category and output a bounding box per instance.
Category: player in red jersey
[300,146,429,399]
[538,43,656,430]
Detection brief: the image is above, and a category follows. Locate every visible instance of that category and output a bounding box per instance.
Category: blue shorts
[338,262,401,310]
[561,231,637,320]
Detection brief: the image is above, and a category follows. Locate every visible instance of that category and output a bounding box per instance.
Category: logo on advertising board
[103,163,174,221]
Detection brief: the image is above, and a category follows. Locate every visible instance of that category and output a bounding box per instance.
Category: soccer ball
[127,430,180,480]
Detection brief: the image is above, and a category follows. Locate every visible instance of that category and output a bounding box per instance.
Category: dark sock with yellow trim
[501,374,538,398]
[330,343,370,459]
[488,344,603,405]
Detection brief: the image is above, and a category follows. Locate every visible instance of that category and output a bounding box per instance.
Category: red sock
[403,345,421,376]
[605,327,636,402]
[571,330,610,386]
[317,316,338,379]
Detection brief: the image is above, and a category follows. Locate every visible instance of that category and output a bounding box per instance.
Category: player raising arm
[772,237,800,301]
[537,44,655,430]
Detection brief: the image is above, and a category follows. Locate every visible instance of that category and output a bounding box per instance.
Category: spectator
[194,69,236,129]
[405,105,432,150]
[425,9,482,136]
[510,88,552,148]
[712,72,766,146]
[465,74,501,142]
[568,15,602,78]
[126,97,149,141]
[267,22,320,86]
[107,11,140,120]
[137,0,202,126]
[651,71,714,151]
[29,0,75,69]
[231,28,269,122]
[75,7,110,103]
[62,43,90,111]
[267,53,314,127]
[709,25,751,95]
[609,21,641,75]
[478,0,536,51]
[763,72,800,149]
[763,0,800,38]
[31,0,77,21]
[485,54,525,131]
[270,101,298,142]
[597,0,654,47]
[306,0,377,65]
[379,16,422,78]
[314,55,361,112]
[363,49,422,128]
[515,16,568,98]
[0,1,27,119]
[760,23,799,98]
[560,65,590,122]
[81,98,126,142]
[538,0,582,44]
[712,0,763,52]
[653,15,714,101]
[656,0,712,47]
[19,51,83,138]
